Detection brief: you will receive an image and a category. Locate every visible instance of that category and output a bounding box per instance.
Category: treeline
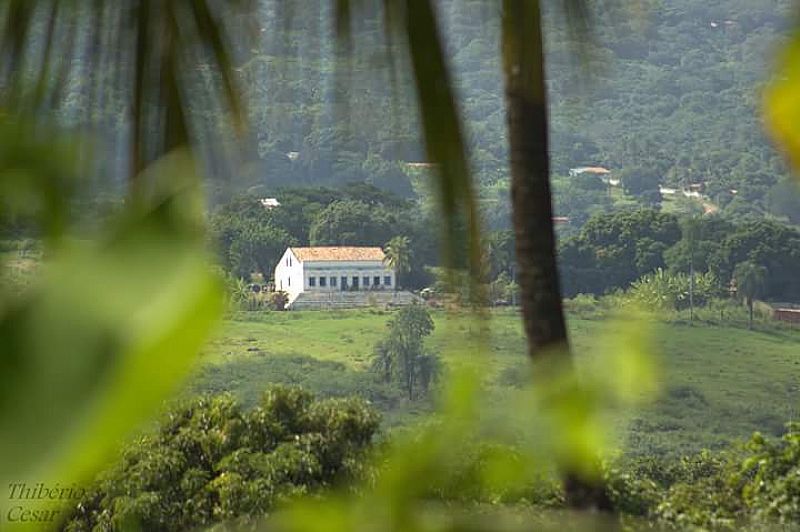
[33,0,800,226]
[212,184,800,306]
[210,184,440,288]
[201,0,799,225]
[560,209,800,302]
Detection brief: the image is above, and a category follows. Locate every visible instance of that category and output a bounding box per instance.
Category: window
[373,276,380,286]
[309,276,316,287]
[384,276,392,286]
[363,276,370,287]
[330,276,337,287]
[319,277,327,287]
[288,277,291,287]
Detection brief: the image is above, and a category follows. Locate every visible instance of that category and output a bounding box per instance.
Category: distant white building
[259,198,281,209]
[569,166,619,186]
[569,166,611,178]
[274,247,396,307]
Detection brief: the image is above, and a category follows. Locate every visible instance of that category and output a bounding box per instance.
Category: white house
[259,197,281,209]
[274,246,396,306]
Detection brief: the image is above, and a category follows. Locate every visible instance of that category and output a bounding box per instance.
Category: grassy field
[189,308,800,458]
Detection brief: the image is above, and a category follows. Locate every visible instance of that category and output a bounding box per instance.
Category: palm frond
[0,0,252,192]
[403,0,482,290]
[328,0,484,301]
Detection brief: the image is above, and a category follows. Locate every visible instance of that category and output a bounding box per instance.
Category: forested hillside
[192,0,800,227]
[64,0,799,225]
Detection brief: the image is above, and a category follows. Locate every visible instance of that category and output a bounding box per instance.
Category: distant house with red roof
[569,166,611,177]
[274,247,396,307]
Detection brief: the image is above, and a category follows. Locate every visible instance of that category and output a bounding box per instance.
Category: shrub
[563,294,601,317]
[63,387,379,531]
[270,291,289,311]
[625,269,722,312]
[648,426,800,529]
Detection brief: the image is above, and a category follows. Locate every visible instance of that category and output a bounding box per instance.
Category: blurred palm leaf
[0,150,223,505]
[0,0,250,191]
[335,0,485,294]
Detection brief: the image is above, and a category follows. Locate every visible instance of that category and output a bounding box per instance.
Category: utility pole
[689,253,695,323]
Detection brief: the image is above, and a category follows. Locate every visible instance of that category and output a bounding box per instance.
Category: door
[340,276,347,291]
[352,276,359,290]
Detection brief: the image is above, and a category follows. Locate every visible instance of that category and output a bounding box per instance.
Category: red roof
[290,247,386,262]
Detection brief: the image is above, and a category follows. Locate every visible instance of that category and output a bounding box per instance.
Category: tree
[309,200,395,246]
[63,388,379,530]
[210,199,296,281]
[485,230,515,280]
[620,166,662,199]
[231,222,294,282]
[734,261,768,329]
[370,305,438,400]
[559,209,682,296]
[766,180,800,224]
[717,220,800,301]
[384,236,412,290]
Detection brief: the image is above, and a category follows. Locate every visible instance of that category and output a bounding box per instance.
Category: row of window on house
[308,275,392,288]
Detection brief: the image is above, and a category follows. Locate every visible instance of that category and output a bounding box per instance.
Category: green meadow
[191,308,800,458]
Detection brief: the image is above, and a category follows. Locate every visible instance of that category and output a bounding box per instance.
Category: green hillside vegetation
[66,0,800,227]
[202,0,800,226]
[191,309,800,458]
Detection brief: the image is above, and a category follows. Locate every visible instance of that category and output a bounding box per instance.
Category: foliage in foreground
[63,387,379,532]
[605,426,800,530]
[60,357,800,531]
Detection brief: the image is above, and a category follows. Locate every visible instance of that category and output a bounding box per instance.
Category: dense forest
[195,0,800,227]
[66,0,798,229]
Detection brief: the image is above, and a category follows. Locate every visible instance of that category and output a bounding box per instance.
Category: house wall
[274,250,397,306]
[774,309,800,325]
[274,249,305,303]
[302,260,395,291]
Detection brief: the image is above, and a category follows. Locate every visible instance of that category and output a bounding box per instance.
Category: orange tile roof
[290,246,386,262]
[579,166,611,174]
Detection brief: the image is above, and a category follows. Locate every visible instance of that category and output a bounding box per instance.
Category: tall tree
[734,261,768,330]
[371,304,438,400]
[384,235,412,290]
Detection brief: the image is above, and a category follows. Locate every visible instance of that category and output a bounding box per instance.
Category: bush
[563,294,601,317]
[615,426,800,529]
[624,269,722,312]
[270,291,289,311]
[63,387,379,531]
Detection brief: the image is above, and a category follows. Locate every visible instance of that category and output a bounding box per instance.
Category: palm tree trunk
[501,0,612,511]
[502,0,568,355]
